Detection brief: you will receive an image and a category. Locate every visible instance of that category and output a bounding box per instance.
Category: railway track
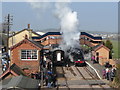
[77,66,114,90]
[84,67,107,90]
[56,66,70,90]
[75,66,94,90]
[55,66,114,90]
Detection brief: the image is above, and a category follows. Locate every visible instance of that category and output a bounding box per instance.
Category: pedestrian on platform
[92,56,95,64]
[45,74,48,86]
[110,65,116,81]
[52,74,57,87]
[47,73,52,88]
[31,72,35,79]
[35,72,39,79]
[111,65,116,76]
[106,68,110,80]
[102,69,106,79]
[91,56,95,61]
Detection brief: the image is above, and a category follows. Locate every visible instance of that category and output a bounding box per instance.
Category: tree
[105,40,113,50]
[105,40,113,59]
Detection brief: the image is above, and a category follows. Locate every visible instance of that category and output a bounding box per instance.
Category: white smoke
[27,0,50,9]
[55,2,80,51]
[26,0,51,17]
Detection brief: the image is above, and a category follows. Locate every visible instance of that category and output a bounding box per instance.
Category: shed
[2,75,39,90]
[0,63,26,80]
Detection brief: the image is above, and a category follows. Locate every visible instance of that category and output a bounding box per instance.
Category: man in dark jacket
[52,74,57,87]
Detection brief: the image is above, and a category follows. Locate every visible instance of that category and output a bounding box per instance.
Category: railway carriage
[52,50,65,66]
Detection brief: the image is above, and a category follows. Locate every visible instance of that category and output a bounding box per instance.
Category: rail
[85,61,102,79]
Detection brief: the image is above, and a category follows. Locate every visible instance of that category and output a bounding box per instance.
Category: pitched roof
[0,63,27,80]
[92,44,110,51]
[81,32,102,40]
[2,75,39,89]
[10,38,43,50]
[32,32,61,39]
[10,63,26,76]
[9,29,41,38]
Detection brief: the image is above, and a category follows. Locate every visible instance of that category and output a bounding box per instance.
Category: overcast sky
[2,2,118,32]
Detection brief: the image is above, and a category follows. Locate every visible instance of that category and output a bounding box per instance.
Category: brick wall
[99,59,116,66]
[10,42,41,74]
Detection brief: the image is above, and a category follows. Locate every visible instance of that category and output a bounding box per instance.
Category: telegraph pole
[40,49,44,87]
[4,14,13,52]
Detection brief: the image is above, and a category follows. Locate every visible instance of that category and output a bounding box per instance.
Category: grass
[111,40,120,59]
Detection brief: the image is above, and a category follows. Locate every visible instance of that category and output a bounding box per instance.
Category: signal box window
[21,50,37,60]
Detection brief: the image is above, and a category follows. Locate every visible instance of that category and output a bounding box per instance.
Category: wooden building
[10,36,43,74]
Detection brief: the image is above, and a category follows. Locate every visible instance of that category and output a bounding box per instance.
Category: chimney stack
[28,24,30,29]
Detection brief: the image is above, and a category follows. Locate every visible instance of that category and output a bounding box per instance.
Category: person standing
[45,74,48,86]
[52,74,57,87]
[106,68,110,80]
[110,65,116,81]
[47,73,52,88]
[102,69,106,79]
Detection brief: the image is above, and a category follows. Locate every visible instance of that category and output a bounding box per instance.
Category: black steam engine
[70,48,86,66]
[51,48,86,66]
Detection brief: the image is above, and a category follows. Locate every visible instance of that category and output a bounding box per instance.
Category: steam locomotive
[52,48,86,66]
[70,48,86,66]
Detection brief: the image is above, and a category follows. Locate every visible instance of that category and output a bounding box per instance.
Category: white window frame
[20,50,38,61]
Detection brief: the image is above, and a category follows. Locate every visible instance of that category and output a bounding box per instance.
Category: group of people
[44,70,57,88]
[31,58,57,88]
[31,72,41,79]
[102,64,116,81]
[91,56,99,64]
[1,57,10,72]
[43,59,57,88]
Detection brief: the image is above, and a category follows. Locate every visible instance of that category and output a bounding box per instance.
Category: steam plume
[55,3,80,51]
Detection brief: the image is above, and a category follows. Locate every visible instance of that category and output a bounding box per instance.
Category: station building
[80,32,102,47]
[32,32,62,49]
[8,24,40,48]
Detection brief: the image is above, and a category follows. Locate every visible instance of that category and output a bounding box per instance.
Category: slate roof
[10,63,26,76]
[32,32,61,39]
[0,63,27,80]
[9,29,41,38]
[2,75,39,89]
[81,32,102,40]
[10,38,43,50]
[92,44,102,50]
[92,44,110,51]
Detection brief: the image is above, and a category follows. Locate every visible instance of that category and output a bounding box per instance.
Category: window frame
[20,49,38,60]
